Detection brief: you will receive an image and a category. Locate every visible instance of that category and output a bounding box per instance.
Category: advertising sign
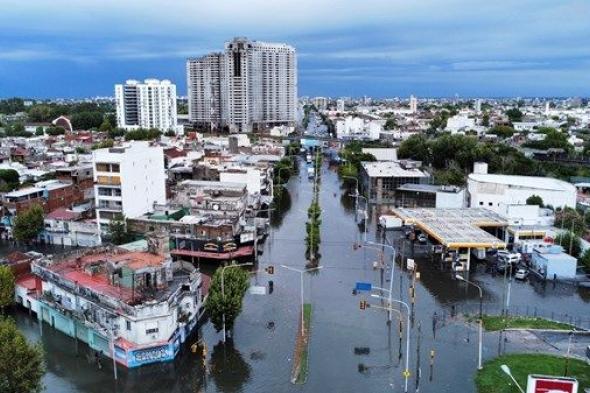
[127,344,173,368]
[526,375,578,393]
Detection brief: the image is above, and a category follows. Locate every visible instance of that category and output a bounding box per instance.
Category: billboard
[526,375,578,393]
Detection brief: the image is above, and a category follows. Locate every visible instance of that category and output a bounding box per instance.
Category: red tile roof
[46,208,80,221]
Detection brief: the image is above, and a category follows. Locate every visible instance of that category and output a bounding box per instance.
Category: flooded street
[11,159,590,393]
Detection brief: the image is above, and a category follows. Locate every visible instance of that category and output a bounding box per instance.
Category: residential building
[17,236,204,368]
[115,79,179,132]
[93,142,166,236]
[409,95,417,113]
[395,184,466,209]
[467,162,576,213]
[187,37,297,133]
[336,99,345,112]
[4,180,77,215]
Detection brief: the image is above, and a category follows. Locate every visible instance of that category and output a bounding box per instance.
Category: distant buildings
[187,37,297,133]
[93,142,166,236]
[115,79,179,132]
[336,99,345,112]
[409,95,417,113]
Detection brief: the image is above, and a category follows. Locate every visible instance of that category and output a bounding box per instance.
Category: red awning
[170,246,254,260]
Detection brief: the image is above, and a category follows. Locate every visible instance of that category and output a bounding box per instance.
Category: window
[126,321,131,331]
[146,328,159,335]
[488,202,493,206]
[479,202,483,206]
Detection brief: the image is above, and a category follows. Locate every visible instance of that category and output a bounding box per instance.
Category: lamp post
[500,364,525,393]
[281,265,323,336]
[357,194,368,242]
[456,274,483,370]
[371,294,411,393]
[221,262,253,343]
[366,241,396,323]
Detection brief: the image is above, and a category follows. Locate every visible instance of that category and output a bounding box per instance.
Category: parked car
[514,268,528,281]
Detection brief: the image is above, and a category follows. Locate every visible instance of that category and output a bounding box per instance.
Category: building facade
[93,142,166,236]
[16,240,203,368]
[115,79,179,132]
[187,37,297,133]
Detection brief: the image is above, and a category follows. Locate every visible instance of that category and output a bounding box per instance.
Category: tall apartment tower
[409,95,418,113]
[186,54,225,129]
[187,37,297,133]
[93,142,166,239]
[115,79,178,132]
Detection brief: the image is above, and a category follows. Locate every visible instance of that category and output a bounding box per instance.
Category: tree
[35,127,44,136]
[555,231,581,258]
[482,112,490,127]
[71,111,103,130]
[204,265,250,334]
[13,205,44,243]
[505,108,523,123]
[489,125,515,138]
[99,118,113,132]
[384,117,397,130]
[108,213,128,245]
[27,105,53,122]
[579,248,590,271]
[0,169,20,186]
[398,134,431,163]
[555,208,586,236]
[45,126,65,136]
[0,266,15,310]
[125,128,161,141]
[526,195,544,207]
[0,317,45,393]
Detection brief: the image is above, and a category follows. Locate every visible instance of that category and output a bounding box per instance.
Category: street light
[456,274,483,370]
[371,294,411,393]
[500,364,525,393]
[281,265,323,336]
[366,241,396,323]
[221,262,253,343]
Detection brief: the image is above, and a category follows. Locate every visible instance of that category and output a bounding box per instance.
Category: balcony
[96,176,121,186]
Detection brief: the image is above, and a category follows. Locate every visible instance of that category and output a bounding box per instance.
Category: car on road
[514,268,528,281]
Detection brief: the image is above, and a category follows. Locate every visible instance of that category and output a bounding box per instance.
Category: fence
[439,301,590,331]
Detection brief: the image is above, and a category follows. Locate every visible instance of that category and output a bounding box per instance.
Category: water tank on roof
[473,162,488,175]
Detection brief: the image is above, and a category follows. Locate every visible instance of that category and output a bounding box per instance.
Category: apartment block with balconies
[92,142,166,238]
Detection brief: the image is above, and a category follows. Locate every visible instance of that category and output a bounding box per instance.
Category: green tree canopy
[124,128,161,141]
[13,205,44,242]
[0,317,45,393]
[489,125,515,138]
[108,213,129,245]
[204,265,250,334]
[555,208,586,236]
[505,108,523,123]
[99,118,113,132]
[45,126,65,136]
[0,169,20,185]
[0,266,15,310]
[526,195,544,207]
[71,111,103,130]
[555,231,582,258]
[27,105,53,122]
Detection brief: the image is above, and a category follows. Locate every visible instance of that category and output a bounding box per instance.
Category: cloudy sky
[0,0,589,98]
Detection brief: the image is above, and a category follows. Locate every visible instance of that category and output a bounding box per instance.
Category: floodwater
[11,159,590,393]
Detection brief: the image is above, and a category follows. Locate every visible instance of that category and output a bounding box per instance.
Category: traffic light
[268,280,274,294]
[266,265,274,275]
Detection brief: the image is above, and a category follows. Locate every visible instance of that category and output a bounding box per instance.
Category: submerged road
[12,158,590,392]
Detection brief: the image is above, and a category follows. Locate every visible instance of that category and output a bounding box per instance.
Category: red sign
[527,375,578,393]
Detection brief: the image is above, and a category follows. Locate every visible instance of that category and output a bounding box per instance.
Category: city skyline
[1,0,589,98]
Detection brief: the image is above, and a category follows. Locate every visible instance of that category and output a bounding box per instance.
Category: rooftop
[362,161,428,178]
[392,207,507,248]
[468,173,575,192]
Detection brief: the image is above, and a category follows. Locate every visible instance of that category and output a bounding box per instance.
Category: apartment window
[111,164,120,173]
[479,202,483,206]
[126,321,131,331]
[488,202,493,206]
[96,163,109,172]
[146,328,159,335]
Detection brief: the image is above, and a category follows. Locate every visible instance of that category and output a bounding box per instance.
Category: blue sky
[0,0,589,98]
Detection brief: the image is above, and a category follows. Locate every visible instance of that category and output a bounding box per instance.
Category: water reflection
[209,339,251,393]
[270,188,292,228]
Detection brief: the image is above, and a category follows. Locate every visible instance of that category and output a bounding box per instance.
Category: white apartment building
[187,37,297,133]
[115,79,179,132]
[93,142,166,236]
[409,95,417,113]
[335,116,382,140]
[336,99,345,112]
[445,113,476,133]
[467,162,576,213]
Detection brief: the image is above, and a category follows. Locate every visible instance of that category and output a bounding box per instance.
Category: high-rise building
[187,37,297,133]
[186,54,225,129]
[475,99,482,113]
[409,95,418,113]
[93,142,166,238]
[115,79,179,132]
[336,99,345,112]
